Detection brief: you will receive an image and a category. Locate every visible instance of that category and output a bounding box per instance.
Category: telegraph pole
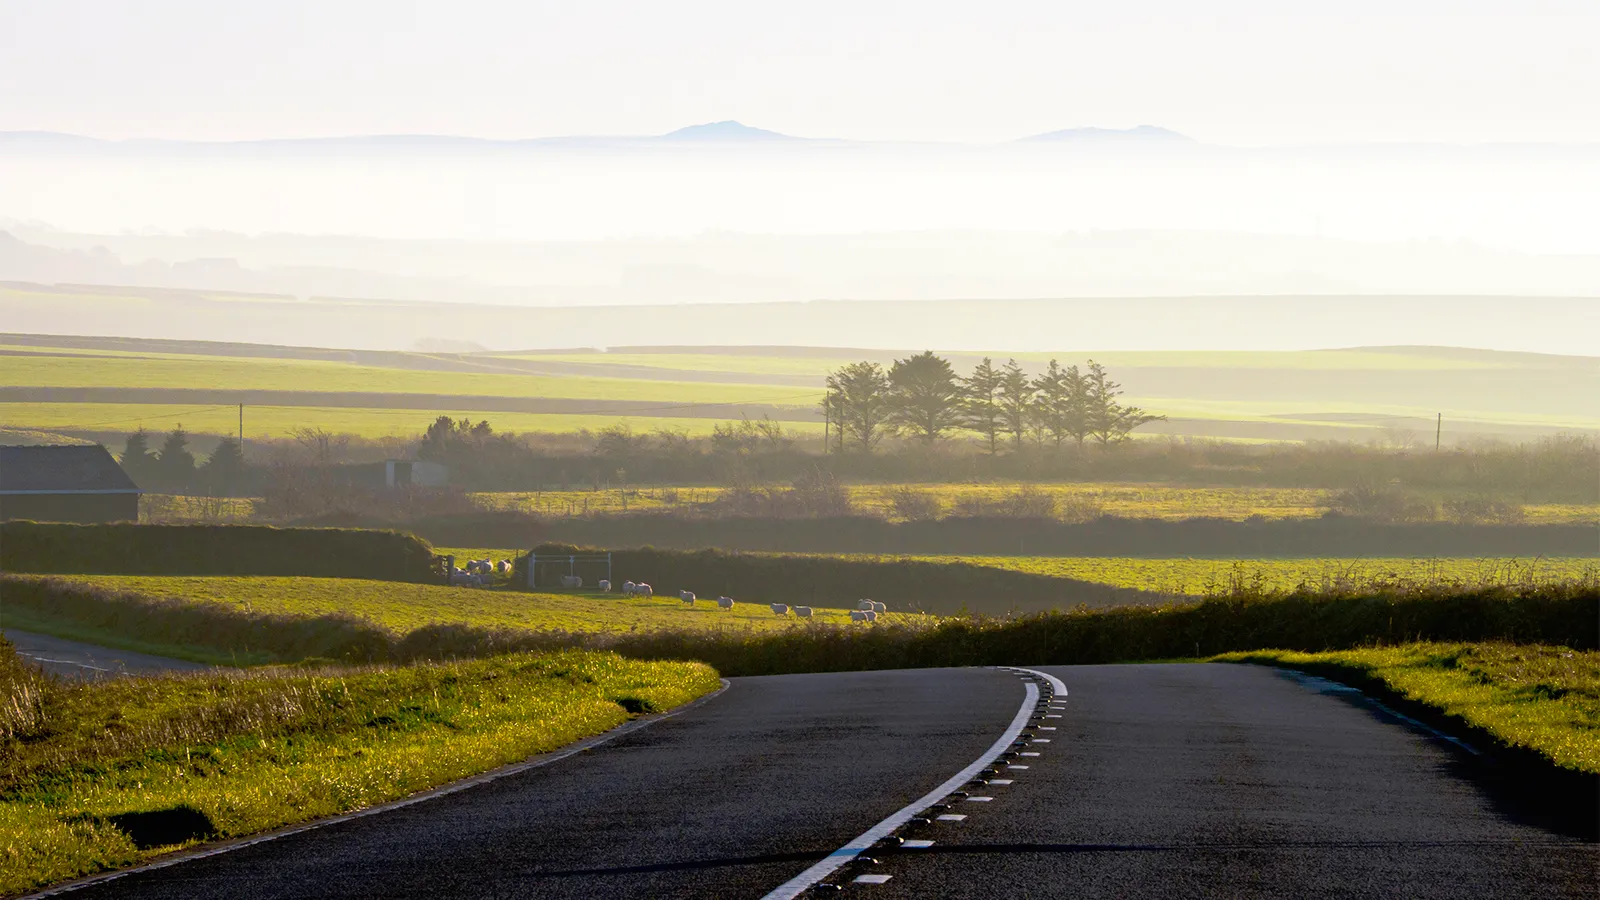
[1435,412,1441,451]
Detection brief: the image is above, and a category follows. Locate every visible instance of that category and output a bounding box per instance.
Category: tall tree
[156,425,196,486]
[886,351,963,445]
[1030,361,1092,448]
[200,436,245,491]
[826,361,892,454]
[997,358,1034,451]
[1085,360,1165,445]
[961,357,1004,455]
[118,428,157,483]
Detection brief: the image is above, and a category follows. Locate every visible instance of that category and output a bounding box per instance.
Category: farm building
[329,459,449,491]
[0,444,142,523]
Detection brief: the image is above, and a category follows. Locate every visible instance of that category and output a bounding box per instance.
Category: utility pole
[239,403,244,447]
[1435,412,1442,451]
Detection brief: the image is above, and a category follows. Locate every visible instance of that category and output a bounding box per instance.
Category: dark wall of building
[0,493,139,523]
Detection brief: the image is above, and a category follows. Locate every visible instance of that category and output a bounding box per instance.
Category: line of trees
[821,352,1163,454]
[117,425,247,493]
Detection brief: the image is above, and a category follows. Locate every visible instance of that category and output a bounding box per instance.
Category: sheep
[793,606,813,619]
[470,560,493,576]
[623,580,637,594]
[679,590,696,606]
[871,601,887,614]
[864,609,878,622]
[449,569,481,588]
[598,579,611,592]
[560,575,583,589]
[770,603,789,616]
[716,596,735,610]
[637,583,653,597]
[850,610,870,623]
[858,600,875,611]
[496,559,512,575]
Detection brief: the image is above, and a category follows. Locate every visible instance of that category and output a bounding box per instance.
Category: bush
[883,486,944,522]
[1326,484,1437,523]
[1443,496,1527,525]
[0,522,438,582]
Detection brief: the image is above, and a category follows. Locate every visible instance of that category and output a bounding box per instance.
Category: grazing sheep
[864,609,878,622]
[770,603,789,616]
[850,610,870,623]
[598,579,611,592]
[716,596,735,610]
[496,559,512,575]
[623,581,637,594]
[793,606,813,619]
[449,569,481,588]
[857,599,875,611]
[679,590,696,606]
[871,601,887,614]
[637,583,653,597]
[560,575,583,589]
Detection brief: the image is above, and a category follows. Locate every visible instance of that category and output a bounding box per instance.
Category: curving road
[1,629,209,679]
[40,664,1597,899]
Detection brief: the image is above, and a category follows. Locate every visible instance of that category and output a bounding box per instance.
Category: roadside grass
[11,574,900,635]
[1217,643,1600,775]
[0,639,719,896]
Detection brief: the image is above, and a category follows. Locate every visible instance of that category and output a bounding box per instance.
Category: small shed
[0,445,142,523]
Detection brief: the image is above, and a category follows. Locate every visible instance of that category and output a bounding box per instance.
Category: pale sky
[1,0,1596,145]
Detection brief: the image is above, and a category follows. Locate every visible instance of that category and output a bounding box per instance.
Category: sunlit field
[40,575,910,633]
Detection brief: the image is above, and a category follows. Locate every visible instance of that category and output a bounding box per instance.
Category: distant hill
[1019,125,1192,143]
[659,121,802,142]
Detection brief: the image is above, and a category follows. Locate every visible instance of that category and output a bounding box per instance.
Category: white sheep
[857,599,875,611]
[871,601,887,614]
[560,575,583,589]
[496,559,512,575]
[716,596,735,611]
[793,606,813,619]
[598,579,611,592]
[623,581,637,594]
[770,603,789,616]
[449,569,481,588]
[638,583,653,597]
[679,590,696,606]
[864,609,878,622]
[850,610,871,623]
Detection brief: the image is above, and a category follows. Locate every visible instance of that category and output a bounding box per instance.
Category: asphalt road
[1,629,209,678]
[43,664,1597,899]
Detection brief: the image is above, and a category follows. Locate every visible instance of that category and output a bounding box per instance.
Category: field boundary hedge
[6,574,1592,674]
[519,544,1165,615]
[312,511,1600,558]
[0,522,438,582]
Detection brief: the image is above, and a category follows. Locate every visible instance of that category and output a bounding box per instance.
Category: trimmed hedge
[517,543,1164,615]
[0,522,437,582]
[7,574,1591,676]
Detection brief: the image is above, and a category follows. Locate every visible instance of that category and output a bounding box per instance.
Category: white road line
[936,814,968,821]
[989,779,1014,785]
[758,672,1041,900]
[853,874,893,884]
[903,840,934,849]
[1006,764,1030,770]
[966,796,994,802]
[23,679,735,899]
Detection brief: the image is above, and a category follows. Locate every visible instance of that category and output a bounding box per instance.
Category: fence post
[527,552,537,589]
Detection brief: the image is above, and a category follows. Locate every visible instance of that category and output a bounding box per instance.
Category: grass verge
[0,639,719,896]
[1217,643,1599,776]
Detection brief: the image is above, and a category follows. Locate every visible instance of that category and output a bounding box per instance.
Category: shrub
[1443,496,1527,525]
[1326,484,1436,523]
[883,486,944,522]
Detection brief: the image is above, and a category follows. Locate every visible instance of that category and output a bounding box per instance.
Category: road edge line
[20,678,733,899]
[759,667,1057,900]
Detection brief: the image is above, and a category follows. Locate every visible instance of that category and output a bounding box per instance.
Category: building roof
[0,445,142,494]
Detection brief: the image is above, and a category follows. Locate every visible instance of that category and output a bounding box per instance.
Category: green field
[38,575,911,633]
[4,333,1595,443]
[826,556,1599,595]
